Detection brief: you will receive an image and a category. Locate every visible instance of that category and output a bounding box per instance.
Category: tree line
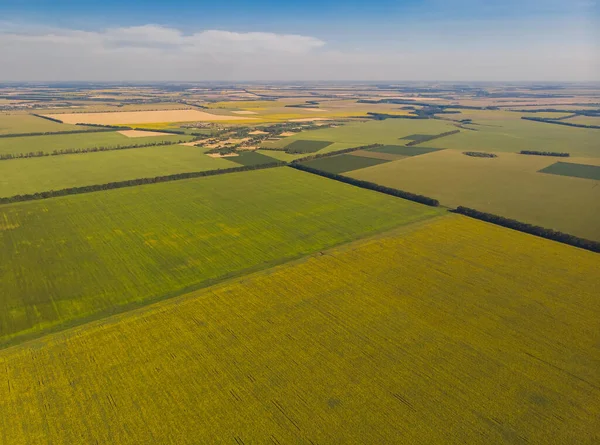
[76,123,203,136]
[132,127,187,135]
[512,109,600,117]
[367,112,424,120]
[178,101,209,109]
[31,114,65,123]
[359,99,488,110]
[366,107,463,121]
[0,139,190,161]
[205,146,238,155]
[258,146,287,152]
[453,207,600,253]
[520,150,570,157]
[289,163,440,207]
[405,130,460,146]
[0,123,198,141]
[0,128,115,139]
[75,123,132,129]
[413,106,461,118]
[0,162,286,205]
[521,116,600,129]
[463,152,497,158]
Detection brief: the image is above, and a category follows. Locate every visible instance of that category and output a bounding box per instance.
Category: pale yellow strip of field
[289,117,332,122]
[43,110,254,125]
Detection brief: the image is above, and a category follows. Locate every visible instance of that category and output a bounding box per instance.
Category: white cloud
[0,25,325,54]
[0,23,597,81]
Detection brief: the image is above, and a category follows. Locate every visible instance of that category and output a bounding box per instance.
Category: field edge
[0,209,448,351]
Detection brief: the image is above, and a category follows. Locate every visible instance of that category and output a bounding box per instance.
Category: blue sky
[0,0,598,80]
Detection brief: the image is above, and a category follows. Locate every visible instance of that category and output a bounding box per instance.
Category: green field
[348,150,600,241]
[539,162,600,180]
[301,153,390,173]
[255,149,309,162]
[368,145,443,156]
[229,150,279,166]
[283,139,333,153]
[400,133,436,141]
[0,131,194,156]
[262,119,456,149]
[0,145,238,197]
[0,113,89,135]
[2,215,598,444]
[430,113,600,157]
[0,167,442,345]
[350,149,406,161]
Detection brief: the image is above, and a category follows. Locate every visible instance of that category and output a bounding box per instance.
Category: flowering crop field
[0,215,598,444]
[0,167,442,346]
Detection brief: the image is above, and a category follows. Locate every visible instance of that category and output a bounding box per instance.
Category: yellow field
[43,110,254,125]
[1,215,598,444]
[563,115,600,126]
[34,102,195,114]
[206,100,282,109]
[288,117,332,122]
[204,99,377,123]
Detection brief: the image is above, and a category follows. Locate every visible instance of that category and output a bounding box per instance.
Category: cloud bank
[0,24,597,81]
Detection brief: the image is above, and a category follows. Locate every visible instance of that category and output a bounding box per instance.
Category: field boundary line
[288,163,439,206]
[453,206,600,253]
[0,128,119,139]
[521,116,600,130]
[0,213,451,353]
[0,162,287,205]
[0,138,195,161]
[404,129,460,146]
[31,113,64,123]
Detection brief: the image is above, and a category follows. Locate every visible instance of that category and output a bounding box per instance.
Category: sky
[0,0,598,81]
